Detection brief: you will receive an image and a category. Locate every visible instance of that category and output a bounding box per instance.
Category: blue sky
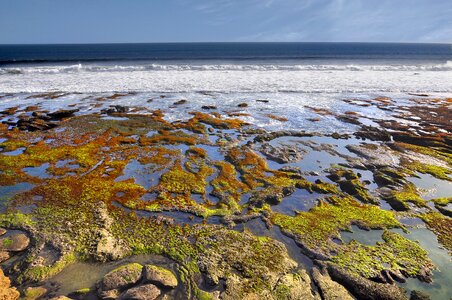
[1,0,451,44]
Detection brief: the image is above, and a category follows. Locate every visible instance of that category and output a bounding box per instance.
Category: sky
[0,0,451,44]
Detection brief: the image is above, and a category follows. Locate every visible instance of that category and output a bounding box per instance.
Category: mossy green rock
[143,265,178,288]
[98,263,143,292]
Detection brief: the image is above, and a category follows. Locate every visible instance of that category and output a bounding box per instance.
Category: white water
[1,62,452,93]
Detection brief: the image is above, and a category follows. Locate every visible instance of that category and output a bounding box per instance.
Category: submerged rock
[142,265,178,289]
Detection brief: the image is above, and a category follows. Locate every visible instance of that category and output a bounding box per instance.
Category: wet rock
[201,105,217,110]
[325,263,408,300]
[355,125,391,142]
[237,103,248,108]
[142,265,178,289]
[0,233,30,252]
[410,290,431,300]
[259,143,304,164]
[0,251,10,263]
[256,99,269,103]
[119,284,161,300]
[101,105,130,115]
[173,99,187,105]
[17,117,58,131]
[97,263,143,294]
[0,228,6,236]
[48,109,79,119]
[346,144,399,168]
[312,267,353,300]
[253,130,314,143]
[0,269,19,300]
[49,297,73,300]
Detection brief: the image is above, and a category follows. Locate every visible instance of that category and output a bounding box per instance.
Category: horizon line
[1,41,452,46]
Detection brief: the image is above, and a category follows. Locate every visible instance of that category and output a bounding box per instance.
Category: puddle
[23,163,51,179]
[408,173,452,200]
[0,182,34,212]
[115,159,161,190]
[2,147,25,156]
[272,189,320,216]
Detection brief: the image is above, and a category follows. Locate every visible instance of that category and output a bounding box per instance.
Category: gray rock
[0,233,30,252]
[119,284,161,300]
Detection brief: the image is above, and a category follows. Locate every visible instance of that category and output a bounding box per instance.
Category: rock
[98,289,121,300]
[201,105,217,110]
[119,284,161,300]
[17,118,58,131]
[0,269,19,300]
[259,143,304,164]
[312,267,353,300]
[0,233,30,252]
[47,109,79,119]
[325,263,408,300]
[97,263,143,294]
[237,103,248,108]
[142,265,178,288]
[410,290,431,300]
[256,99,269,103]
[274,270,319,300]
[23,286,48,299]
[173,100,187,105]
[49,297,73,300]
[0,251,10,263]
[0,228,6,236]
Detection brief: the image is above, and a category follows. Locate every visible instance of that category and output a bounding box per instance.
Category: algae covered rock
[0,233,30,252]
[119,284,161,300]
[142,265,178,288]
[97,263,144,294]
[273,269,320,300]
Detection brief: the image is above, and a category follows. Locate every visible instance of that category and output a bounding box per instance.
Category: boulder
[119,284,161,300]
[0,233,30,252]
[47,109,79,119]
[97,263,143,293]
[142,265,178,289]
[237,103,248,108]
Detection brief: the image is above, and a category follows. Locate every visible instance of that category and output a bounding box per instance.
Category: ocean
[0,42,452,94]
[0,42,451,132]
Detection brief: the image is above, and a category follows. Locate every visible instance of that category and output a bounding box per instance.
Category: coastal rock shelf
[0,92,450,299]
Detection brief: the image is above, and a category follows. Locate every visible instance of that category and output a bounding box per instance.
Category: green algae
[333,230,434,280]
[420,212,452,254]
[272,196,400,252]
[385,183,425,211]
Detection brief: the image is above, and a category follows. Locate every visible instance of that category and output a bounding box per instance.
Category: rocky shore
[0,92,450,299]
